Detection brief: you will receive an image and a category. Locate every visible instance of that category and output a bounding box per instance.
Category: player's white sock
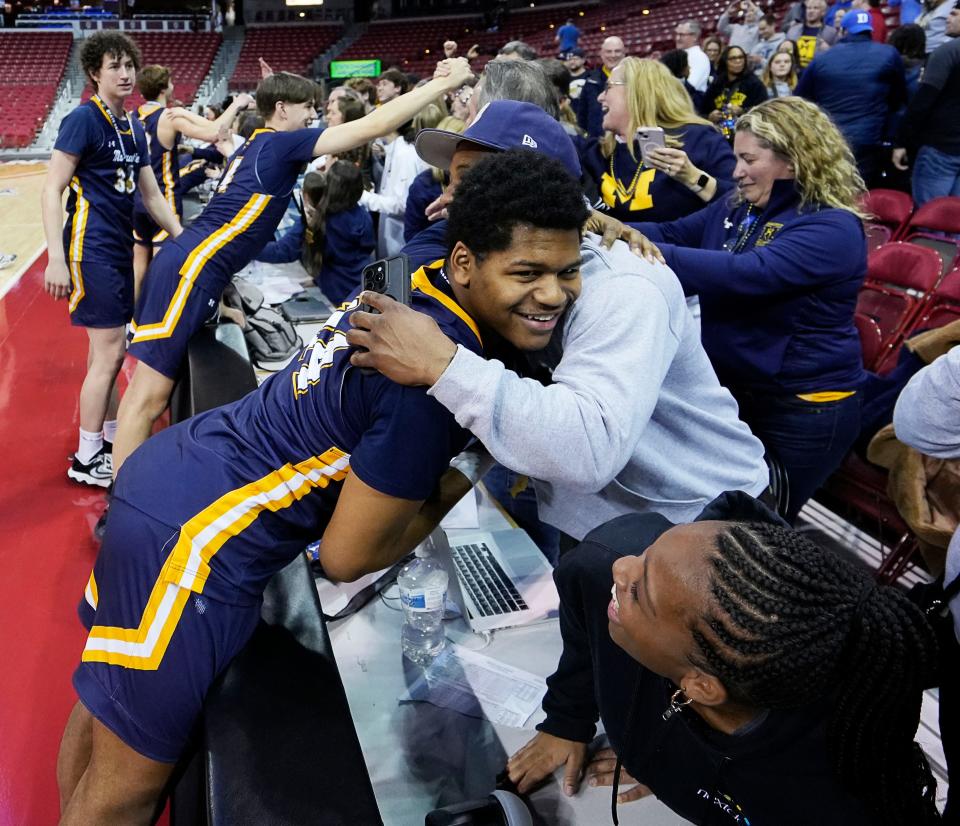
[77,428,104,464]
[102,419,117,444]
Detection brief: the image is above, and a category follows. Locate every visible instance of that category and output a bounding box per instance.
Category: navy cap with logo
[415,100,582,179]
[839,9,873,34]
[563,47,586,58]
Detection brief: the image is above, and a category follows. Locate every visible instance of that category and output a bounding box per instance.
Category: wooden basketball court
[0,161,48,299]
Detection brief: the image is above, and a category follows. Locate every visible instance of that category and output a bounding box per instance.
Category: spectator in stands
[701,46,769,141]
[405,115,465,242]
[776,36,806,73]
[58,148,591,825]
[564,47,588,116]
[825,0,855,26]
[343,76,377,111]
[555,17,581,54]
[497,40,538,61]
[351,101,769,543]
[376,68,409,104]
[888,0,926,24]
[660,48,703,108]
[631,97,869,521]
[797,9,906,186]
[361,101,445,257]
[893,4,960,204]
[702,35,725,85]
[762,49,800,96]
[577,35,626,137]
[918,0,956,52]
[580,58,735,224]
[749,14,787,73]
[852,0,888,42]
[325,94,364,129]
[889,23,928,96]
[786,0,839,68]
[201,102,222,121]
[258,165,374,305]
[475,58,560,121]
[506,498,942,826]
[677,20,712,92]
[41,32,181,489]
[718,0,763,52]
[537,57,581,136]
[112,60,475,476]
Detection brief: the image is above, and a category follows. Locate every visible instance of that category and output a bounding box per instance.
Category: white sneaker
[67,449,112,488]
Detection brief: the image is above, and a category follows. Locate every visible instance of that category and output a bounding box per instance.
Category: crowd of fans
[40,1,960,823]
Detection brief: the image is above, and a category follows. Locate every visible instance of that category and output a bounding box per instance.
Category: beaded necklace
[608,143,646,200]
[728,204,761,253]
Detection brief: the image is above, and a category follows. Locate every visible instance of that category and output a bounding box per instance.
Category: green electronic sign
[329,59,382,79]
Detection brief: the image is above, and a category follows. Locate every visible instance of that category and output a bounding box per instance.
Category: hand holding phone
[636,127,666,167]
[359,254,412,314]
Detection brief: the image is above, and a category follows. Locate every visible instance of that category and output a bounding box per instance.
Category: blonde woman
[633,97,868,521]
[762,50,799,97]
[582,57,736,223]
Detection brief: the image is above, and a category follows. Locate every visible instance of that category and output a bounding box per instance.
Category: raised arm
[312,58,473,158]
[158,93,254,147]
[41,149,79,300]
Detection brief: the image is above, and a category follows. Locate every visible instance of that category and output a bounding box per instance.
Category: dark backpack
[222,278,302,368]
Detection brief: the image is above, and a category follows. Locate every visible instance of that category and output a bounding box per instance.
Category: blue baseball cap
[840,9,873,34]
[415,99,581,179]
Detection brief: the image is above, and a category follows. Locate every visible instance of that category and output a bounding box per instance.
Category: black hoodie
[536,491,875,825]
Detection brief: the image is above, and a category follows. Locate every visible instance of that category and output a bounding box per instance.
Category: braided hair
[692,522,940,825]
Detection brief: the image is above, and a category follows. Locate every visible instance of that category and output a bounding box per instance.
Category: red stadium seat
[901,196,960,275]
[854,312,884,370]
[856,242,943,373]
[862,188,914,248]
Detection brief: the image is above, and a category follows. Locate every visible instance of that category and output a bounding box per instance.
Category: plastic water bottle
[398,543,448,667]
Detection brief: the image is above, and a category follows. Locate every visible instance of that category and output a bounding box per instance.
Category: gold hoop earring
[662,687,693,721]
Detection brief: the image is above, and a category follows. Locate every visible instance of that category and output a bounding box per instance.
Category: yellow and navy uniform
[53,97,149,326]
[580,126,735,223]
[132,101,180,246]
[75,262,483,762]
[129,126,321,378]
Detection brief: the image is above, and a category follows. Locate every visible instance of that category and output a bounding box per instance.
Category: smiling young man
[110,58,473,477]
[56,148,588,824]
[41,32,182,488]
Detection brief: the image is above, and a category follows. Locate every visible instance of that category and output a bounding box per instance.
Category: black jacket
[538,492,875,825]
[576,67,607,138]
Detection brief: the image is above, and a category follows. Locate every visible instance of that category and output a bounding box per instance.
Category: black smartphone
[359,254,411,313]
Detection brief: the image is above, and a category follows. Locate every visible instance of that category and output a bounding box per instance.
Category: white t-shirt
[686,45,712,92]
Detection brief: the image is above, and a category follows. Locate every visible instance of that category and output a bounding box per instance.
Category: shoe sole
[67,468,112,488]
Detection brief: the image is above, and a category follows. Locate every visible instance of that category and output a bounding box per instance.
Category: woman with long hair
[580,57,736,223]
[701,45,769,140]
[762,49,799,97]
[702,34,725,83]
[629,97,869,521]
[508,492,941,826]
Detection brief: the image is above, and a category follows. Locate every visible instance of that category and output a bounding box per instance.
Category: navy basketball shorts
[127,244,221,379]
[68,260,134,328]
[132,208,167,248]
[74,497,261,763]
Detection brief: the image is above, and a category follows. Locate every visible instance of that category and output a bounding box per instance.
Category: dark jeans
[483,464,561,566]
[733,391,862,523]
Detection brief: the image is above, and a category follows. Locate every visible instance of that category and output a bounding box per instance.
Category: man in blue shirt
[556,18,581,53]
[56,149,589,823]
[797,9,906,186]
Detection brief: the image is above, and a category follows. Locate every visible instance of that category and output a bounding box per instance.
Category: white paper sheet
[399,644,547,729]
[440,488,480,530]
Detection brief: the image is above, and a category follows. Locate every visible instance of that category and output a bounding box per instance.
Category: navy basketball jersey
[54,96,149,265]
[115,261,484,603]
[162,126,321,298]
[134,101,181,222]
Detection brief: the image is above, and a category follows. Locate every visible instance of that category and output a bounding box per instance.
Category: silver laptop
[431,527,560,633]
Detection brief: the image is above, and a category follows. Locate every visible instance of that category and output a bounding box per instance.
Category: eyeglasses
[603,80,628,92]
